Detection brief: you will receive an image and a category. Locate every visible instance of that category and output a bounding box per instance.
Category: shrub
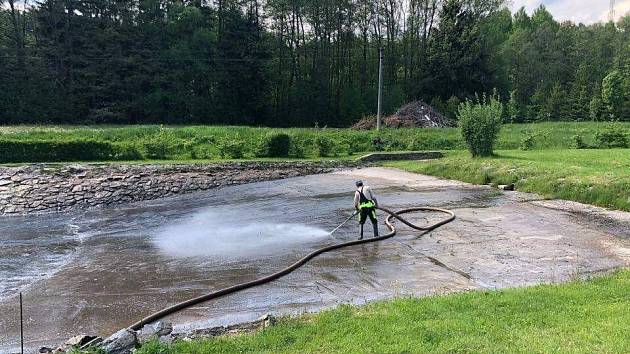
[383,137,407,152]
[190,135,218,159]
[0,139,118,163]
[189,144,216,159]
[315,136,335,157]
[371,136,384,151]
[143,126,176,159]
[256,132,291,158]
[595,128,628,148]
[571,134,589,149]
[143,140,169,159]
[111,143,143,160]
[519,133,535,151]
[408,137,457,151]
[344,135,371,153]
[194,135,217,145]
[458,95,504,157]
[289,139,306,158]
[219,137,245,159]
[338,137,361,156]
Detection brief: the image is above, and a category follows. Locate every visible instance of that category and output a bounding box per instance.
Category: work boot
[359,224,364,240]
[373,223,379,238]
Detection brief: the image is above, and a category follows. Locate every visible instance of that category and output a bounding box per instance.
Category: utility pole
[377,47,384,131]
[609,0,616,22]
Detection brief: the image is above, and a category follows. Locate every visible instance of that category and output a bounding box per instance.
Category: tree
[569,63,593,121]
[601,71,624,120]
[424,0,501,100]
[589,96,603,121]
[531,5,557,31]
[506,89,521,123]
[543,82,569,121]
[512,7,531,31]
[0,0,627,126]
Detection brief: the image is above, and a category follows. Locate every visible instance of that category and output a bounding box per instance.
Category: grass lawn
[386,149,630,211]
[1,122,629,163]
[135,270,629,353]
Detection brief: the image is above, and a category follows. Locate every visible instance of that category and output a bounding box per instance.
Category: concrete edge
[356,151,443,163]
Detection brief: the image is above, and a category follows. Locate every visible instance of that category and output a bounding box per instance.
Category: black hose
[128,206,455,331]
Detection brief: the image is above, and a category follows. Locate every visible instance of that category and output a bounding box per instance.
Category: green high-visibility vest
[359,201,375,209]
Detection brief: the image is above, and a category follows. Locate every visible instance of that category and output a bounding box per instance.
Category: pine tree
[507,89,521,123]
[569,64,592,121]
[589,96,603,121]
[544,82,568,121]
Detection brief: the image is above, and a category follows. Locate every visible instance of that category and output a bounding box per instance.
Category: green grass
[1,122,628,163]
[136,270,629,354]
[386,149,630,211]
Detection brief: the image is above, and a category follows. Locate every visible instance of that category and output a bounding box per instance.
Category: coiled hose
[128,206,455,331]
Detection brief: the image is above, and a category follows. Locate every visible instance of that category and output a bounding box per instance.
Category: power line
[0,46,389,56]
[0,54,382,63]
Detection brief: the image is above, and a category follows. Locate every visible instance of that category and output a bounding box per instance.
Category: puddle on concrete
[0,168,627,352]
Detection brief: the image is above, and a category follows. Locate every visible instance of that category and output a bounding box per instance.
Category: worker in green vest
[354,180,379,240]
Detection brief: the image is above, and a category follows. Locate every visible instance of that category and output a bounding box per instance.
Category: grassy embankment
[135,270,629,353]
[2,122,628,211]
[1,122,628,163]
[387,149,630,211]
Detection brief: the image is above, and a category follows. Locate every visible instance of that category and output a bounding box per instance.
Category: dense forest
[0,0,628,126]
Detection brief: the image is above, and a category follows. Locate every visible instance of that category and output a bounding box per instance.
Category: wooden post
[377,47,384,131]
[20,292,24,354]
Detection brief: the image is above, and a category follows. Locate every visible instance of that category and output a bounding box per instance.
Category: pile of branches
[352,101,455,129]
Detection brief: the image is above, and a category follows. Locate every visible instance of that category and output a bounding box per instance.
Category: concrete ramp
[0,167,628,352]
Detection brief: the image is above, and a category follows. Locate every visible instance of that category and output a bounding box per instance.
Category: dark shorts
[359,207,377,225]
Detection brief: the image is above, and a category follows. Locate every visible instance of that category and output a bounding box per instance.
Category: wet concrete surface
[1,167,629,352]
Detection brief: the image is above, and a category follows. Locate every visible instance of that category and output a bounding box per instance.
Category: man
[354,180,379,240]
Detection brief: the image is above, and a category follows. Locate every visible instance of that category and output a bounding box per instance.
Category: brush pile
[352,101,455,129]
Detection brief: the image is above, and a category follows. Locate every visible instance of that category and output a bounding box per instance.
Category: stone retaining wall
[0,161,354,215]
[356,151,443,162]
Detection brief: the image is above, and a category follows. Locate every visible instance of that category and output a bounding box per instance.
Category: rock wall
[0,162,353,215]
[356,151,443,162]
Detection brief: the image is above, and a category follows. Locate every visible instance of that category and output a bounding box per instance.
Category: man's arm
[354,191,360,210]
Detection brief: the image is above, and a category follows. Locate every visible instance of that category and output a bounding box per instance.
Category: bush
[595,128,628,148]
[315,136,335,157]
[142,126,177,159]
[193,135,217,145]
[458,95,504,157]
[383,138,407,152]
[289,139,307,158]
[190,145,215,159]
[189,135,218,159]
[143,140,169,159]
[520,133,535,151]
[111,143,143,160]
[344,135,371,154]
[219,137,245,159]
[408,136,460,150]
[371,136,384,151]
[256,132,291,158]
[0,139,120,163]
[571,134,589,149]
